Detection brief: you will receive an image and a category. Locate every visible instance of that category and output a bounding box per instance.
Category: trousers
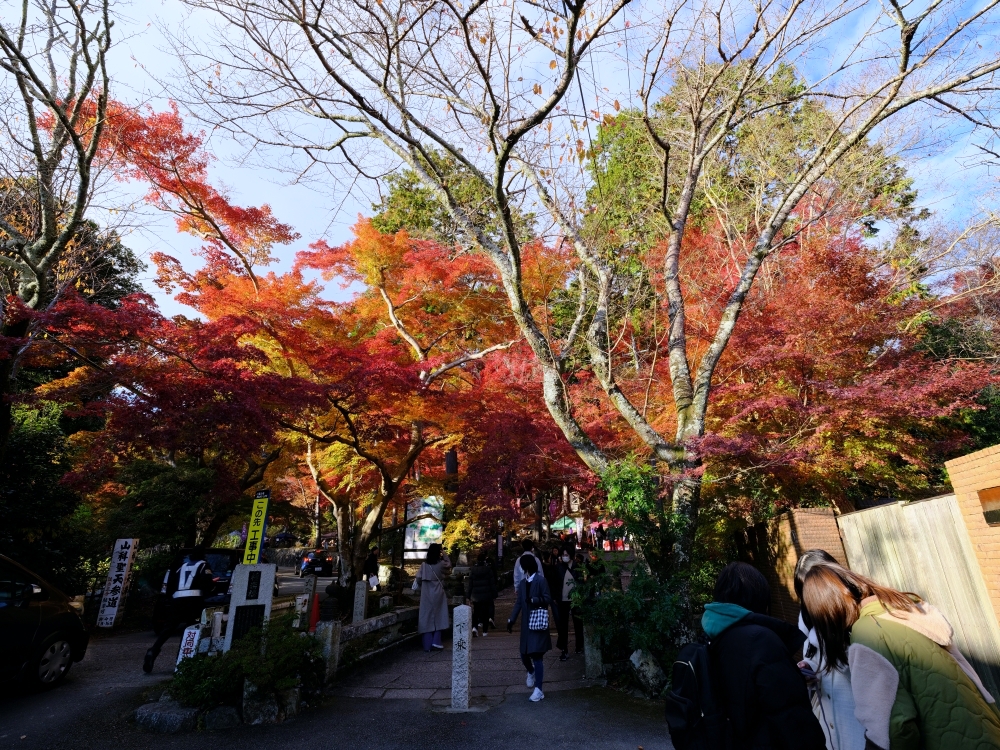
[556,601,583,652]
[521,651,545,690]
[150,598,205,659]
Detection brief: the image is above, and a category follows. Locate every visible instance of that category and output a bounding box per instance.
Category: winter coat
[558,561,581,601]
[509,573,553,656]
[363,554,379,578]
[465,563,497,603]
[416,556,451,634]
[849,598,1000,750]
[799,613,868,750]
[543,561,562,604]
[702,602,826,750]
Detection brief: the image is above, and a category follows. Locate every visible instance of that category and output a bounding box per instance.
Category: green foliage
[168,649,246,710]
[105,460,216,548]
[600,457,678,580]
[170,614,324,710]
[571,457,724,665]
[0,402,98,593]
[440,518,479,555]
[371,151,533,248]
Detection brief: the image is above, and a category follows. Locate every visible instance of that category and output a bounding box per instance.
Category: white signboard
[404,496,444,561]
[97,538,138,628]
[176,625,202,666]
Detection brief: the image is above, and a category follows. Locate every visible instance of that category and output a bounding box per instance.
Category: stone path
[330,588,598,702]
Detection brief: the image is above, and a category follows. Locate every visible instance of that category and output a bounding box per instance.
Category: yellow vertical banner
[243,490,270,564]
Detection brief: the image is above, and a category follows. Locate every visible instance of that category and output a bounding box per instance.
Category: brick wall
[737,508,847,624]
[945,445,1000,626]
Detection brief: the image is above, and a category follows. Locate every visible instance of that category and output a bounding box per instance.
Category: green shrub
[170,614,324,710]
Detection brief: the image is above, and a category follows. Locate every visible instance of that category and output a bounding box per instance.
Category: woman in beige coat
[416,543,451,651]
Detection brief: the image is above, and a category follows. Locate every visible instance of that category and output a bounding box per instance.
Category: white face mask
[562,555,570,563]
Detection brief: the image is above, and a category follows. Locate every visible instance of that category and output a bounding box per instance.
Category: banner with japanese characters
[176,625,202,666]
[243,490,270,564]
[97,538,139,628]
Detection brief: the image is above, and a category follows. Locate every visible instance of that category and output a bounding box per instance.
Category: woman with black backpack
[507,553,553,703]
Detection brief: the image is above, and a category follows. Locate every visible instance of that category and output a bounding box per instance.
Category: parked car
[298,550,335,577]
[0,555,89,688]
[151,548,280,632]
[271,532,298,548]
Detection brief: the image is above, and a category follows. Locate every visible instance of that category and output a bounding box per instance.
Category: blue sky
[105,0,996,316]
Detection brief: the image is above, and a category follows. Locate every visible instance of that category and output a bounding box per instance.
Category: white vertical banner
[97,538,139,628]
[176,625,202,666]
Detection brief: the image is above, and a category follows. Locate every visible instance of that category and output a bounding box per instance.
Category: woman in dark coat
[507,553,553,702]
[703,562,826,750]
[465,551,497,636]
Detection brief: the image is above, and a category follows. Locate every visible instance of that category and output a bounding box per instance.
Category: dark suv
[0,555,89,688]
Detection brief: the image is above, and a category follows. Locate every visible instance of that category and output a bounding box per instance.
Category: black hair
[522,539,534,551]
[519,553,538,575]
[713,561,771,615]
[477,551,487,564]
[426,543,442,565]
[794,549,839,629]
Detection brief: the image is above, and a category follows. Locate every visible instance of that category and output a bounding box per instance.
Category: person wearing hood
[702,562,826,750]
[802,564,1000,750]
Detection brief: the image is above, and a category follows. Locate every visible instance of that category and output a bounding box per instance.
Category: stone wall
[737,507,847,624]
[945,444,1000,626]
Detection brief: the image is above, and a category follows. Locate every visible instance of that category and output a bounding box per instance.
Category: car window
[205,553,232,574]
[0,560,36,608]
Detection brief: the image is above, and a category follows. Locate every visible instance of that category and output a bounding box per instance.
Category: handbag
[528,607,549,631]
[524,578,549,631]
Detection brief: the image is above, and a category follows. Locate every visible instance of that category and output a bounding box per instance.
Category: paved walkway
[331,588,597,702]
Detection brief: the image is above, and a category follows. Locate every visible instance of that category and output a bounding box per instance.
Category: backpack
[665,642,731,750]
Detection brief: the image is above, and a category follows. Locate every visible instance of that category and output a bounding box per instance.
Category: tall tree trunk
[313,491,321,548]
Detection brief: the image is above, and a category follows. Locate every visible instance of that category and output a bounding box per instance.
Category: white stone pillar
[314,620,342,684]
[451,604,472,710]
[353,580,368,623]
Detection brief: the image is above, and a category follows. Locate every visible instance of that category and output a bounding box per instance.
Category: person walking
[363,546,380,591]
[143,550,214,673]
[512,539,542,591]
[702,561,826,750]
[465,551,497,636]
[507,553,553,703]
[415,543,451,651]
[802,564,1000,750]
[556,549,584,660]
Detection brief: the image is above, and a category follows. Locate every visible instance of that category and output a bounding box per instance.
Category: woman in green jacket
[802,564,1000,750]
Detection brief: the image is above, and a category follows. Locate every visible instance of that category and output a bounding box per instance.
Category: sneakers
[525,672,535,688]
[559,650,569,661]
[481,630,488,637]
[142,648,156,674]
[431,643,444,650]
[529,687,545,702]
[472,628,478,638]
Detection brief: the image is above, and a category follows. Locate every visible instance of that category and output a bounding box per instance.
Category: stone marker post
[451,604,472,710]
[353,580,368,623]
[583,624,603,679]
[314,620,342,684]
[223,564,277,652]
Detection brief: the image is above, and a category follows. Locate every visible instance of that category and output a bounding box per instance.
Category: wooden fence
[838,494,1000,699]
